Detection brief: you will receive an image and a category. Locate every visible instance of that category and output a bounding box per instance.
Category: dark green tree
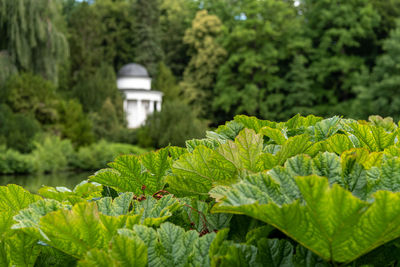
[133,0,164,77]
[153,62,181,102]
[0,0,68,83]
[71,64,119,113]
[355,20,400,121]
[300,0,380,117]
[371,0,400,41]
[0,104,41,153]
[159,0,197,77]
[212,0,306,123]
[94,0,137,71]
[4,73,59,125]
[65,0,129,125]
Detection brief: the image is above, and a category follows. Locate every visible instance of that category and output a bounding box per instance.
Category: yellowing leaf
[260,126,286,145]
[169,146,237,195]
[0,184,41,213]
[217,128,264,172]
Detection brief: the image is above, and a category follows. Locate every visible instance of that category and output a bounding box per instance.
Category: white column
[123,99,128,113]
[149,100,154,113]
[156,101,161,111]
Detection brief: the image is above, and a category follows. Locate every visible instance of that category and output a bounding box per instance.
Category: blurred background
[0,0,399,188]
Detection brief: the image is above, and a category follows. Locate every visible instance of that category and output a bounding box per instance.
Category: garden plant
[2,114,400,266]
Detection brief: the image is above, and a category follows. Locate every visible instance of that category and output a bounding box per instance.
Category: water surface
[0,171,95,192]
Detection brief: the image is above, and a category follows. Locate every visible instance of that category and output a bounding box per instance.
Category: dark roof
[118,63,149,78]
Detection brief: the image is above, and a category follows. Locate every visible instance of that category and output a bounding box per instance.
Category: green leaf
[90,154,164,195]
[96,192,133,216]
[186,139,220,152]
[169,146,237,195]
[123,222,216,267]
[140,148,171,185]
[0,241,10,267]
[110,234,147,267]
[39,201,106,258]
[372,158,400,192]
[207,120,244,142]
[133,194,181,227]
[168,146,187,160]
[310,116,341,141]
[245,225,275,246]
[73,180,103,198]
[275,134,313,165]
[12,199,62,238]
[256,238,294,267]
[234,115,276,133]
[181,199,232,232]
[5,232,41,267]
[260,126,286,145]
[293,245,328,267]
[312,152,341,185]
[79,234,147,267]
[217,128,264,172]
[0,184,41,213]
[38,186,84,205]
[78,249,115,267]
[284,154,312,177]
[0,211,14,238]
[348,123,397,151]
[213,175,400,263]
[189,233,216,267]
[324,134,354,154]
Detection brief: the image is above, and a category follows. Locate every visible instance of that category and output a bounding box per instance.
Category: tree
[181,10,226,118]
[0,0,68,83]
[0,104,41,153]
[371,0,400,42]
[138,100,207,148]
[212,0,306,123]
[4,73,59,125]
[0,51,16,85]
[300,0,380,117]
[355,20,400,121]
[153,62,181,102]
[159,0,197,77]
[133,0,164,78]
[90,98,124,141]
[71,63,120,113]
[56,99,94,147]
[94,0,137,71]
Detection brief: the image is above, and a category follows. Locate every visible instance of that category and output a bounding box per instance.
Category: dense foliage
[3,114,400,266]
[2,0,400,150]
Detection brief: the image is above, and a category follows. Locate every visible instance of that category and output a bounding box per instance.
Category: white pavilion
[117,63,163,128]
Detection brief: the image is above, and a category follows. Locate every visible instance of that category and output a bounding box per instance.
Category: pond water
[0,171,95,192]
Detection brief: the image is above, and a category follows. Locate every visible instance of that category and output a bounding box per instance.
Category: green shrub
[4,73,59,125]
[72,140,147,170]
[138,100,207,148]
[31,135,75,173]
[56,99,95,147]
[0,146,34,174]
[0,104,41,153]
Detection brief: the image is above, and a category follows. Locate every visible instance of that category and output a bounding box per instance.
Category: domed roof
[118,63,149,78]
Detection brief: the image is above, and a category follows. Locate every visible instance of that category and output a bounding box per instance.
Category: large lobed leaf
[90,148,170,195]
[212,175,400,263]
